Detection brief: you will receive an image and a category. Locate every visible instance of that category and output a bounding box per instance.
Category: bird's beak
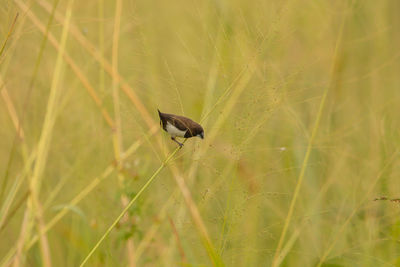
[200,132,204,139]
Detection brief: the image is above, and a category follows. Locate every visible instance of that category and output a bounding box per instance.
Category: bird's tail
[157,109,163,127]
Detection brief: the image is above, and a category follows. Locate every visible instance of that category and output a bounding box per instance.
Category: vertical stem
[0,12,19,59]
[79,147,182,267]
[271,3,349,265]
[20,0,74,265]
[98,0,105,95]
[110,1,136,266]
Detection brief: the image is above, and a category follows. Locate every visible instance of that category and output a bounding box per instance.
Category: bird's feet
[171,137,184,148]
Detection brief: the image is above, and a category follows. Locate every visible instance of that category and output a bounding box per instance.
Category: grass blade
[80,146,182,266]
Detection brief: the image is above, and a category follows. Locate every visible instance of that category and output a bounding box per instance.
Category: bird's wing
[170,115,194,133]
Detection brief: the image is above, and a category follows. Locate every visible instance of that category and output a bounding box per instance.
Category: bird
[158,109,204,147]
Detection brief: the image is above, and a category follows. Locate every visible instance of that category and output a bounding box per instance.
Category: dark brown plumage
[158,109,204,147]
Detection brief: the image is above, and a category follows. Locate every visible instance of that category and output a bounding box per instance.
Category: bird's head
[196,131,204,139]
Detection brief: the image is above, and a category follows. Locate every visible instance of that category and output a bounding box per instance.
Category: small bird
[158,109,204,147]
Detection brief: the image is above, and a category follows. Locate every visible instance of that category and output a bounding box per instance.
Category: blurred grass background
[1,0,400,266]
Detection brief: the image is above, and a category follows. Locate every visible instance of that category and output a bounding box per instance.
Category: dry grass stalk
[134,190,178,262]
[13,0,114,128]
[79,145,183,267]
[271,3,351,265]
[109,0,136,265]
[13,1,75,265]
[168,216,187,264]
[0,12,19,62]
[30,2,220,263]
[36,0,155,129]
[0,77,24,140]
[1,126,158,266]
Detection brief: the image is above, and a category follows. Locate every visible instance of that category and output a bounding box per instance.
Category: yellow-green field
[1,0,399,266]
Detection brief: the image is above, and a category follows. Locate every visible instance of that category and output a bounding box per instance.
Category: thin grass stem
[271,3,350,265]
[79,146,182,266]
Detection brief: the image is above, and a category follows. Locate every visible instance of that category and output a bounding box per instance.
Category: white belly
[166,122,187,137]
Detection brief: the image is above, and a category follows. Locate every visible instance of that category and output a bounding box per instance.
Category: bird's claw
[171,137,184,148]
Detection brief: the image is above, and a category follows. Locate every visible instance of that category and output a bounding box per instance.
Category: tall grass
[1,1,400,266]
